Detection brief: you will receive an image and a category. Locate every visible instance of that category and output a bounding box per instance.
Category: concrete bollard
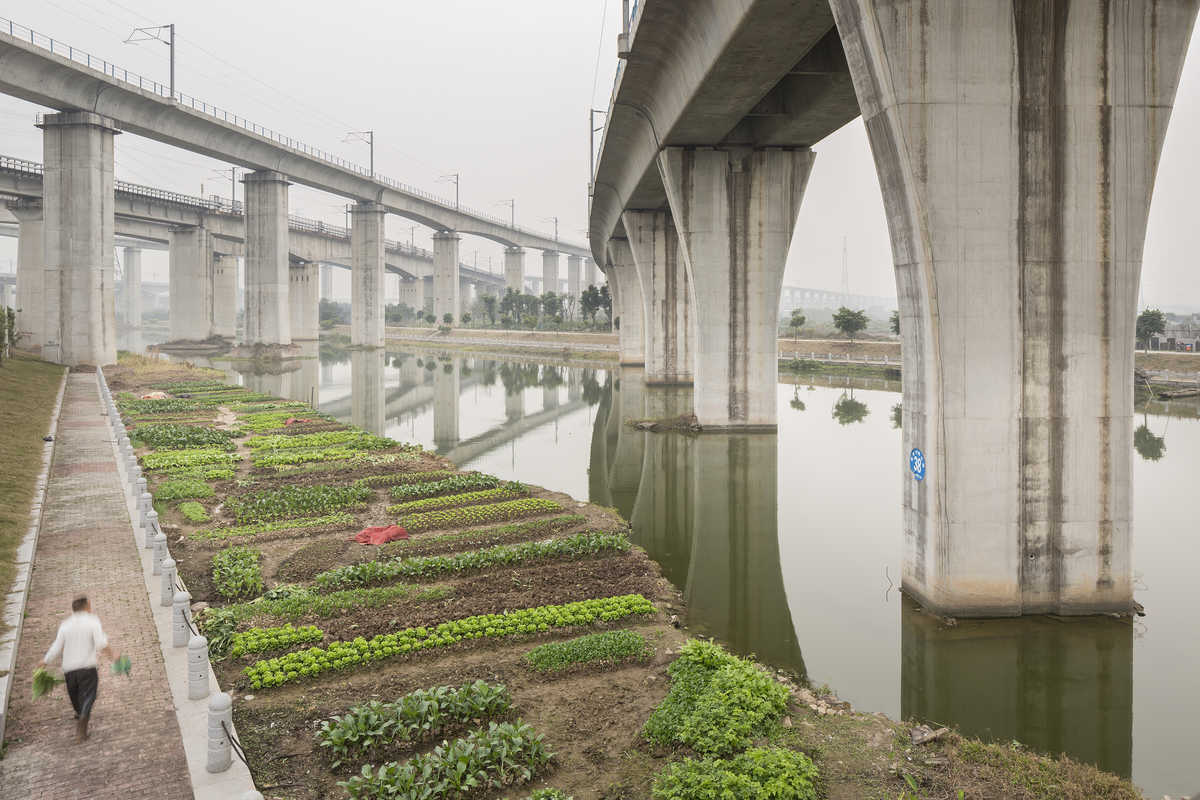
[139,492,152,529]
[207,692,233,773]
[173,591,192,647]
[137,476,147,498]
[152,531,167,575]
[188,635,210,700]
[161,557,176,607]
[144,510,159,550]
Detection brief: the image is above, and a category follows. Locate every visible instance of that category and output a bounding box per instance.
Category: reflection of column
[684,434,806,676]
[567,369,583,402]
[289,340,320,407]
[588,375,615,507]
[630,388,694,589]
[243,370,290,400]
[433,359,461,452]
[398,355,421,388]
[351,348,386,435]
[542,383,559,411]
[901,599,1131,777]
[505,387,525,421]
[606,366,646,521]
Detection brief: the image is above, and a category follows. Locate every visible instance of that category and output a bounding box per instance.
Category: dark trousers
[64,667,98,719]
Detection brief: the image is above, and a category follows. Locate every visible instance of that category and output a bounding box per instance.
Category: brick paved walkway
[0,374,194,800]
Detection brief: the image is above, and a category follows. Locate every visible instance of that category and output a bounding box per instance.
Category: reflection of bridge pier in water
[901,600,1132,777]
[631,386,693,590]
[287,340,320,407]
[607,366,646,521]
[350,349,386,436]
[433,359,461,452]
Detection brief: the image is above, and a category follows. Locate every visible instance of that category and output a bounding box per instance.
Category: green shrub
[153,477,214,502]
[225,485,373,524]
[178,501,210,523]
[244,594,657,688]
[217,583,449,622]
[211,546,264,599]
[315,531,629,590]
[387,472,502,500]
[133,423,238,450]
[230,623,324,657]
[191,512,355,542]
[356,470,458,488]
[386,484,527,515]
[400,497,563,532]
[643,639,789,756]
[651,748,819,799]
[317,680,511,768]
[524,629,651,673]
[340,721,552,799]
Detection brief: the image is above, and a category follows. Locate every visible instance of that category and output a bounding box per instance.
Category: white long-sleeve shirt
[43,612,108,672]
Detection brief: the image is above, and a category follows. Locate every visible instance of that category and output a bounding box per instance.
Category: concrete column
[168,224,215,342]
[623,210,696,385]
[661,147,812,427]
[829,0,1199,615]
[122,247,141,328]
[541,250,559,298]
[351,200,386,347]
[211,254,237,338]
[433,359,460,452]
[350,348,385,435]
[288,261,319,340]
[39,111,119,366]
[585,258,600,288]
[11,200,44,347]
[566,255,582,316]
[319,263,333,301]
[432,231,461,323]
[242,170,291,345]
[504,246,524,293]
[605,240,645,365]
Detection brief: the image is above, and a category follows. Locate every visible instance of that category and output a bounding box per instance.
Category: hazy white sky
[0,1,1197,308]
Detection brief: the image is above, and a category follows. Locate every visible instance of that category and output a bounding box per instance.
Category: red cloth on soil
[283,417,311,426]
[353,525,409,545]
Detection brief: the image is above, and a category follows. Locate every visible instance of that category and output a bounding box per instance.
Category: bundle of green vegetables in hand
[111,654,132,678]
[32,667,63,699]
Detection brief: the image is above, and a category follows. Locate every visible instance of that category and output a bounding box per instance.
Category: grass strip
[385,484,527,515]
[314,531,629,590]
[523,629,652,673]
[244,593,657,688]
[191,512,355,542]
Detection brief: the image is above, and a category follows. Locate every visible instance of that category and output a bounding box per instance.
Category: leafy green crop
[117,394,216,414]
[133,423,239,450]
[651,747,819,799]
[315,531,630,590]
[239,409,335,433]
[225,485,373,524]
[230,623,323,657]
[523,629,651,673]
[387,472,502,501]
[378,515,586,557]
[217,583,449,623]
[317,680,511,769]
[178,501,210,523]
[514,791,574,800]
[244,594,656,688]
[162,466,237,481]
[386,484,527,515]
[356,470,458,489]
[153,477,214,502]
[399,497,563,532]
[211,546,264,599]
[340,721,552,799]
[141,447,240,473]
[191,512,355,542]
[644,640,789,756]
[246,430,395,451]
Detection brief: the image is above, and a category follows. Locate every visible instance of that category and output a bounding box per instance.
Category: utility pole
[439,173,460,209]
[344,131,374,177]
[125,24,175,99]
[497,199,515,228]
[543,216,559,242]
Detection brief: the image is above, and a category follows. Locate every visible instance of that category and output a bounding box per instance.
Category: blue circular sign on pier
[909,448,926,481]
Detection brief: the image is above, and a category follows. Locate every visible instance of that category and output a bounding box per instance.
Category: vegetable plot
[211,546,264,599]
[133,423,239,450]
[386,472,503,500]
[399,497,563,532]
[191,512,356,542]
[523,629,652,673]
[385,484,528,515]
[226,485,373,524]
[651,747,819,800]
[230,623,325,657]
[244,594,657,688]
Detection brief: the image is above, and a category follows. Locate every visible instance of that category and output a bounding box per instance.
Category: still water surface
[168,339,1198,797]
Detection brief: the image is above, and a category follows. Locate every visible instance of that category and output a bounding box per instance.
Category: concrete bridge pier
[319,263,333,302]
[212,254,237,338]
[830,0,1200,615]
[39,111,119,366]
[585,258,600,289]
[432,230,461,323]
[433,359,461,452]
[604,240,645,366]
[566,255,581,316]
[11,199,44,347]
[288,261,319,340]
[541,250,558,297]
[660,147,814,428]
[504,246,524,294]
[623,210,694,386]
[351,201,385,347]
[121,246,142,329]
[350,348,386,435]
[168,224,215,341]
[243,170,291,345]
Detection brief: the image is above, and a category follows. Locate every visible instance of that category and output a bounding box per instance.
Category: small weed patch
[178,501,210,523]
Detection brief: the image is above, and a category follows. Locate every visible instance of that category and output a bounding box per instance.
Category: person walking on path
[36,594,117,742]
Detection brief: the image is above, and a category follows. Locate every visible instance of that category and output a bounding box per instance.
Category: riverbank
[101,353,1147,799]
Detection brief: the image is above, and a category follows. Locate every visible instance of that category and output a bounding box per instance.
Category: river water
[162,338,1198,797]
